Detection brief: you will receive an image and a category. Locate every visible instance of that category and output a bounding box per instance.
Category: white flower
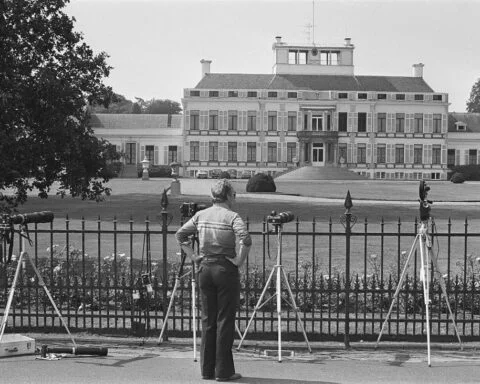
[370,254,377,260]
[53,265,61,273]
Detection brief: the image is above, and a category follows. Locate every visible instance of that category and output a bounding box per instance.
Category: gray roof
[448,112,480,133]
[195,73,435,93]
[89,114,182,129]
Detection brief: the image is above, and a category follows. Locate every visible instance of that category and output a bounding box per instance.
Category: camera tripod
[237,222,312,362]
[0,222,76,347]
[376,218,462,367]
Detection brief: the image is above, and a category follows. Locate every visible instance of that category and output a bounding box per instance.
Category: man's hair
[211,179,235,203]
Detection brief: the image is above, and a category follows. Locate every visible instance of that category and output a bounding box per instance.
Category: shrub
[448,165,480,181]
[137,164,172,178]
[450,172,466,184]
[219,171,231,179]
[246,173,276,192]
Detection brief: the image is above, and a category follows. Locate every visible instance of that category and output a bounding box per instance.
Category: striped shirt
[175,203,252,259]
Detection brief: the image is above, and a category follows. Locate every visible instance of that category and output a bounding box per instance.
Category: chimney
[275,36,282,44]
[200,59,212,78]
[344,37,352,47]
[412,63,424,78]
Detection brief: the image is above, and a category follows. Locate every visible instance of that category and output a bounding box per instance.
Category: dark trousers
[198,258,239,379]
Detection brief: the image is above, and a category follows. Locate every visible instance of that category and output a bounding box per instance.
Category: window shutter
[185,111,190,131]
[347,143,353,163]
[256,142,262,162]
[200,111,207,130]
[154,146,159,165]
[424,144,432,164]
[464,150,469,165]
[386,144,394,163]
[367,113,372,132]
[281,142,287,162]
[140,146,145,163]
[373,143,377,163]
[219,142,225,161]
[425,114,433,133]
[405,114,412,133]
[353,113,358,132]
[163,145,168,164]
[262,142,267,161]
[263,111,268,131]
[239,111,245,131]
[221,110,228,130]
[332,112,337,131]
[442,114,448,133]
[373,113,378,132]
[455,149,460,166]
[386,113,393,132]
[297,112,303,131]
[441,144,447,165]
[347,113,354,132]
[200,142,207,161]
[367,143,372,162]
[277,143,282,162]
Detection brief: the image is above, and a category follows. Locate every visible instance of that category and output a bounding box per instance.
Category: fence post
[160,189,170,340]
[340,190,356,348]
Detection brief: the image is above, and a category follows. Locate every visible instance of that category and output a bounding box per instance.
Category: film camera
[1,211,54,263]
[180,202,207,218]
[266,211,295,225]
[419,180,432,221]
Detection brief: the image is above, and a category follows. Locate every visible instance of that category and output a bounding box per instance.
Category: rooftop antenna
[304,0,316,45]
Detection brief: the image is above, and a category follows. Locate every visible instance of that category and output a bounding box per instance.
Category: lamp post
[141,156,150,181]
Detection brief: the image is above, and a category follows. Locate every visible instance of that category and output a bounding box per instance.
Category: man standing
[176,179,251,382]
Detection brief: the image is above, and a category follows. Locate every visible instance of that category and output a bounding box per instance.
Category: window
[396,113,405,133]
[433,114,442,133]
[190,141,199,161]
[145,145,154,163]
[190,90,200,97]
[268,111,277,131]
[247,111,257,131]
[396,94,405,100]
[287,92,297,99]
[357,143,366,164]
[457,124,466,131]
[208,142,218,161]
[433,94,443,101]
[358,93,367,100]
[469,149,478,165]
[247,91,257,98]
[167,114,172,127]
[447,149,455,167]
[190,110,199,130]
[338,92,348,99]
[338,112,348,132]
[268,91,278,98]
[209,90,219,97]
[287,112,297,131]
[209,110,218,130]
[228,91,238,97]
[414,144,423,164]
[320,50,339,65]
[395,145,404,164]
[228,111,238,130]
[414,113,423,133]
[287,142,296,162]
[414,94,424,101]
[377,144,386,164]
[288,50,308,64]
[247,142,256,162]
[267,142,277,162]
[376,113,386,133]
[377,93,387,100]
[312,115,323,131]
[168,146,177,163]
[358,112,367,132]
[432,145,441,165]
[228,142,237,162]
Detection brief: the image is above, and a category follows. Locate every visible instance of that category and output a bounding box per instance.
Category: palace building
[181,36,449,180]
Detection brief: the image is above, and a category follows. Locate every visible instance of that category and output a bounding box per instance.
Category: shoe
[215,373,242,382]
[202,375,214,380]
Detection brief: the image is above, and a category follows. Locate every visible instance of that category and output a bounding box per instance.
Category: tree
[90,93,134,114]
[144,99,182,114]
[466,78,480,113]
[0,0,119,209]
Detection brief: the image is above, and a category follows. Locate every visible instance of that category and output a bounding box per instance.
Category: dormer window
[456,123,466,131]
[320,50,339,65]
[396,94,405,100]
[247,91,257,98]
[268,91,278,98]
[228,90,238,97]
[190,90,200,97]
[209,90,219,97]
[357,93,367,100]
[414,94,424,101]
[433,94,443,101]
[287,92,297,99]
[338,92,348,99]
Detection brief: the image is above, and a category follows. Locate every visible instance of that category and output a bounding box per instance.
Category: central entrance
[312,142,324,166]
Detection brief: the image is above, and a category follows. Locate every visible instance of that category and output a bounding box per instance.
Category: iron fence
[1,203,480,343]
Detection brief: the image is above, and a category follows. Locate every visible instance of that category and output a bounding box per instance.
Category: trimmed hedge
[246,173,276,192]
[450,172,466,184]
[448,165,480,181]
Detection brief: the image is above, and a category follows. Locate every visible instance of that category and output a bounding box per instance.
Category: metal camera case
[266,211,295,225]
[419,180,432,222]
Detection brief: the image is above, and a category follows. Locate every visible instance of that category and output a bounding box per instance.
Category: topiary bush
[450,172,466,184]
[448,165,480,181]
[219,171,231,179]
[246,173,276,192]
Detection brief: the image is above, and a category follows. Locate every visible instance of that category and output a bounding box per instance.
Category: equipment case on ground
[0,334,36,358]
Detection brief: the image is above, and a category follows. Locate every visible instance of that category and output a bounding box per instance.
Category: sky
[65,0,480,113]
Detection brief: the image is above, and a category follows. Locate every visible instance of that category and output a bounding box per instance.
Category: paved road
[3,335,480,383]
